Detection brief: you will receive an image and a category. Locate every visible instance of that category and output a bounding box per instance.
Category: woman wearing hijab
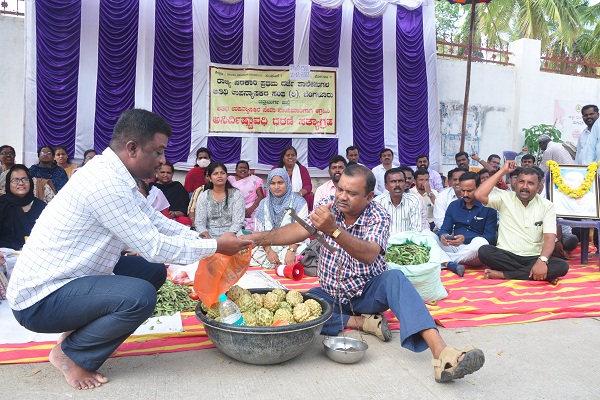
[251,168,308,268]
[0,165,47,250]
[276,146,313,210]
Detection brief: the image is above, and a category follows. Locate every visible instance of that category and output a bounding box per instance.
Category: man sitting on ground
[472,153,508,190]
[415,154,443,191]
[433,167,468,231]
[474,161,569,283]
[437,172,497,271]
[345,146,361,164]
[247,164,485,383]
[411,169,437,231]
[373,148,399,196]
[520,154,535,168]
[313,155,346,205]
[375,168,464,276]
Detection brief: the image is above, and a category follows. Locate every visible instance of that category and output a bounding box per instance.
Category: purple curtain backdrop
[207,0,243,164]
[307,2,341,169]
[396,6,429,165]
[153,0,193,163]
[94,0,139,153]
[351,9,384,169]
[257,0,295,166]
[35,0,80,156]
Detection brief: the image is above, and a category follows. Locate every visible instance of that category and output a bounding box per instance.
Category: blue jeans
[12,256,166,371]
[308,269,436,353]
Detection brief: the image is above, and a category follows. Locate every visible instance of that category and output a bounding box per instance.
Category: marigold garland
[546,160,598,198]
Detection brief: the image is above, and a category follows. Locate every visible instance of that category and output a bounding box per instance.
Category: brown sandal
[361,314,392,342]
[432,346,485,383]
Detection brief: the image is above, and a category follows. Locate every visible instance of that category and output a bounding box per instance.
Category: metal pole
[459,0,477,152]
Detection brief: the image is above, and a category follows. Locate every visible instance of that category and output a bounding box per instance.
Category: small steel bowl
[323,336,368,364]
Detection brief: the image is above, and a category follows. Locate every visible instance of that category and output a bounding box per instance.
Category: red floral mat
[2,251,599,365]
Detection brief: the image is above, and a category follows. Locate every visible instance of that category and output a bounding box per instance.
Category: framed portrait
[549,164,599,219]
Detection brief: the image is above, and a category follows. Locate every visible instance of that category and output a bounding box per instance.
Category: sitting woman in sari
[228,160,264,232]
[194,162,245,238]
[0,165,47,250]
[251,168,308,268]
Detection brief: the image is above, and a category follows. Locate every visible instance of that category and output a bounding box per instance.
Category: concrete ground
[1,317,599,399]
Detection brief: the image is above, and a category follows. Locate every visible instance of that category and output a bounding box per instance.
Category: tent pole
[459,0,477,152]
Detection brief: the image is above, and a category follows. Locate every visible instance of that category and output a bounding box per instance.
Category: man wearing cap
[538,134,574,173]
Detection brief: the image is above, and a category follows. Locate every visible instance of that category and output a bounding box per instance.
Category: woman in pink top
[228,160,264,232]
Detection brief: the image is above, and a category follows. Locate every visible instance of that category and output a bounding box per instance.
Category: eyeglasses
[10,177,29,185]
[1,151,15,156]
[40,151,53,156]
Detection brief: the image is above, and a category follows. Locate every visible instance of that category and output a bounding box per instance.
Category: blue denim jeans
[12,256,166,371]
[308,269,436,353]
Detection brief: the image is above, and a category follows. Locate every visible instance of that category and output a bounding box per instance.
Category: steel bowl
[196,289,332,365]
[323,336,368,364]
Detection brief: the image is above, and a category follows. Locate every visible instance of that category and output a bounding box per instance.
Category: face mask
[197,159,210,168]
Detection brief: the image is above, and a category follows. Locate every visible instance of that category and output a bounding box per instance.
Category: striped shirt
[307,199,389,304]
[373,192,422,234]
[486,190,556,256]
[8,147,217,310]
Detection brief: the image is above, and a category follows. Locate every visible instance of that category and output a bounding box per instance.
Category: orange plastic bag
[193,247,252,307]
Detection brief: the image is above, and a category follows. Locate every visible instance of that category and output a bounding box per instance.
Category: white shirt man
[373,148,399,196]
[433,168,467,230]
[575,105,599,164]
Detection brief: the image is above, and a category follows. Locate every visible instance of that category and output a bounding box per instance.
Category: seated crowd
[8,107,598,389]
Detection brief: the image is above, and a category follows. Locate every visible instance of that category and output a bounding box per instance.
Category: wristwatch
[427,192,435,198]
[287,248,296,253]
[538,256,549,264]
[331,228,342,239]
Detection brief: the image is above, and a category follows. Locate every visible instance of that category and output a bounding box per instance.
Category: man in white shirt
[313,155,346,205]
[345,146,360,164]
[6,109,251,390]
[373,148,399,196]
[374,168,463,276]
[433,167,468,231]
[575,105,598,164]
[415,154,443,192]
[538,134,575,173]
[411,169,437,230]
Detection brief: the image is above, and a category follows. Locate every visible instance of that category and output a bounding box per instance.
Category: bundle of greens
[385,244,430,266]
[153,279,199,317]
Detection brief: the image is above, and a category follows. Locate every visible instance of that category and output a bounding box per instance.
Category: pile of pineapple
[201,286,323,326]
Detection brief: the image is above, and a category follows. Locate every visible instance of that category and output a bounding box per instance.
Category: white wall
[0,15,25,159]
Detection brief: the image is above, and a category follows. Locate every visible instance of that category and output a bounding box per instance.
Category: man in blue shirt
[438,172,497,270]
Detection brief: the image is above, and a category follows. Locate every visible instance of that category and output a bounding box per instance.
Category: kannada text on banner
[209,65,337,137]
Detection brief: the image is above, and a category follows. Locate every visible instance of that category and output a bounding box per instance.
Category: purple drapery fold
[153,0,194,163]
[257,0,295,166]
[351,9,384,169]
[307,2,341,169]
[94,0,139,153]
[396,6,429,165]
[35,0,80,155]
[207,0,243,164]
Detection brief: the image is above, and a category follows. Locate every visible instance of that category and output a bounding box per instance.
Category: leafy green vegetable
[153,280,199,317]
[385,244,430,265]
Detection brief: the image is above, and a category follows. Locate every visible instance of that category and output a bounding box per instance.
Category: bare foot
[57,330,74,344]
[49,344,109,390]
[484,269,505,280]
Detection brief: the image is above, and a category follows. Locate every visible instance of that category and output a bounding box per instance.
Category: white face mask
[197,159,210,168]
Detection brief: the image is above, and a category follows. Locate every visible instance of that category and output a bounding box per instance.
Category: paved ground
[1,317,599,399]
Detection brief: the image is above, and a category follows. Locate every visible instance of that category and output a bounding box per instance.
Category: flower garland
[546,160,598,198]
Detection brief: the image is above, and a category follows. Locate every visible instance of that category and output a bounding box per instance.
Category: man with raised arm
[6,109,251,390]
[474,161,569,283]
[246,164,485,383]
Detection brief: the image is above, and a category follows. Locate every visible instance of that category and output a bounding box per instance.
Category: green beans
[153,280,199,317]
[385,244,430,265]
